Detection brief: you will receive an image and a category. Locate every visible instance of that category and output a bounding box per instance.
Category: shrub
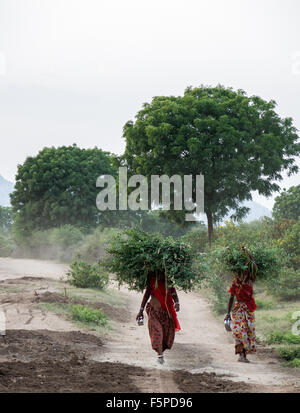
[72,304,108,326]
[277,346,300,361]
[213,220,270,247]
[268,267,300,301]
[67,259,109,289]
[283,358,300,368]
[182,229,209,254]
[266,331,300,345]
[105,228,198,292]
[49,225,84,249]
[0,234,14,257]
[75,227,119,263]
[12,225,84,261]
[197,249,232,314]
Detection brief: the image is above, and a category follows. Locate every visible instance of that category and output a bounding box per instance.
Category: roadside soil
[0,257,299,393]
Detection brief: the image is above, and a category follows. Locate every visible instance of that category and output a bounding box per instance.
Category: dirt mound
[0,329,143,393]
[174,370,260,393]
[0,360,144,393]
[0,329,102,363]
[35,291,130,323]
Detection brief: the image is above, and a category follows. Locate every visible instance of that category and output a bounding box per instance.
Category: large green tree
[123,85,300,242]
[273,185,300,221]
[10,145,117,236]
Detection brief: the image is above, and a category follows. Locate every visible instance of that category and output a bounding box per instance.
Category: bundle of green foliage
[105,228,197,292]
[67,259,109,289]
[222,244,282,279]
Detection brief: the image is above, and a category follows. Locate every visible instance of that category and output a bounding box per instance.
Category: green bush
[197,249,232,314]
[182,229,209,254]
[277,346,300,361]
[213,220,271,247]
[72,304,108,326]
[268,267,300,301]
[13,225,84,261]
[75,227,119,263]
[67,259,109,289]
[49,225,84,249]
[266,330,300,345]
[105,228,198,292]
[283,358,300,368]
[0,234,14,257]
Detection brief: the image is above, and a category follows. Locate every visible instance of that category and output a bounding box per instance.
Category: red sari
[228,277,257,354]
[145,278,180,355]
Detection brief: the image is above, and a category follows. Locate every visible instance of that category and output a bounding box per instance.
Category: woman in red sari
[225,247,257,363]
[136,274,180,364]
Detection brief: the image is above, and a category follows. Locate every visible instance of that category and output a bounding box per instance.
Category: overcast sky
[0,0,300,209]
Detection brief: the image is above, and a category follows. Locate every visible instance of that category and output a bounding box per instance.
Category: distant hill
[0,175,14,207]
[222,200,272,223]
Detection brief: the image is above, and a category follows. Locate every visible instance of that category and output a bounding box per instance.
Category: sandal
[157,355,164,365]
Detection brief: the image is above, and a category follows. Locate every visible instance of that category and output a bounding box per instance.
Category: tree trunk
[206,211,213,245]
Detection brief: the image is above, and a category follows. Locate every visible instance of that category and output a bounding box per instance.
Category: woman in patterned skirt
[225,247,257,363]
[136,274,181,364]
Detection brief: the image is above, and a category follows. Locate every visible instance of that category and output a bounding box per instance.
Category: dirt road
[0,257,300,393]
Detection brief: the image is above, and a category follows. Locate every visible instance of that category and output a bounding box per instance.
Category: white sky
[0,0,300,209]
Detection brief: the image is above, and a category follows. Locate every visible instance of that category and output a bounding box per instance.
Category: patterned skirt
[232,302,256,354]
[146,303,175,355]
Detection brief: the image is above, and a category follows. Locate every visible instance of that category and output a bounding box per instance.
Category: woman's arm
[225,295,234,320]
[136,285,151,320]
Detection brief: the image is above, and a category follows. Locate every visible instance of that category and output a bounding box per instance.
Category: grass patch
[283,359,300,368]
[277,346,300,361]
[36,302,110,332]
[72,304,108,327]
[266,330,300,345]
[255,298,276,310]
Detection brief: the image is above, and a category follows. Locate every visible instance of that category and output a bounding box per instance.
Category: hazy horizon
[1,0,300,209]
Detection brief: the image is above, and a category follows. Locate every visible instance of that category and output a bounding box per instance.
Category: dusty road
[0,257,300,393]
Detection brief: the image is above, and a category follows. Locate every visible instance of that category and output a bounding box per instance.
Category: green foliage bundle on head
[222,244,281,280]
[104,228,197,292]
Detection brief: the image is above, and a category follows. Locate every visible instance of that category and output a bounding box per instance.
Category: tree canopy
[273,185,300,221]
[10,145,117,237]
[123,85,300,242]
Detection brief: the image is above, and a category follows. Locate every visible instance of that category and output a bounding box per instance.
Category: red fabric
[149,278,181,332]
[228,278,257,312]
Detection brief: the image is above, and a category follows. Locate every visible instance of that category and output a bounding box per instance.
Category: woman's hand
[136,309,144,321]
[224,313,231,321]
[174,302,180,312]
